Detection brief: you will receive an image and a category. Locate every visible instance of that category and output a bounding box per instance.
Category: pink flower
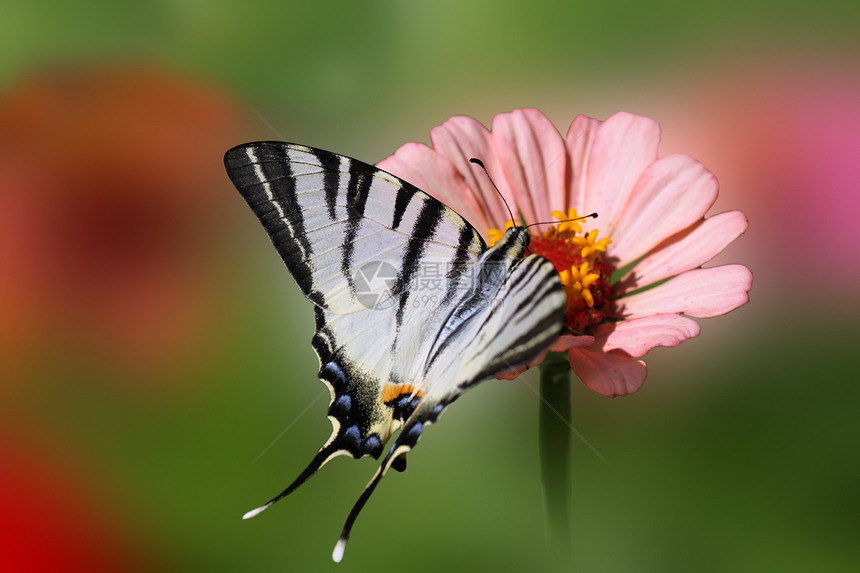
[378,109,752,397]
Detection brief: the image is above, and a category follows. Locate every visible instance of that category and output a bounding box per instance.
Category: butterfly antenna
[524,212,598,231]
[242,444,339,520]
[469,158,517,226]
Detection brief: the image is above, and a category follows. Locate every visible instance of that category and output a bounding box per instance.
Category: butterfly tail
[243,444,342,520]
[331,419,428,562]
[331,462,386,563]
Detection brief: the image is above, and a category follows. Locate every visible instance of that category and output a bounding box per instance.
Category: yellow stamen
[572,228,612,259]
[486,219,515,247]
[581,288,594,307]
[565,262,601,308]
[552,207,583,234]
[485,208,613,317]
[559,269,571,286]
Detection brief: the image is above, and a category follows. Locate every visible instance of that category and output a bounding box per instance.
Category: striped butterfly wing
[225,142,567,561]
[225,142,484,314]
[332,245,566,560]
[225,142,486,496]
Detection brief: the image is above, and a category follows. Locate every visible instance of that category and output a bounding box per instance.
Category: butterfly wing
[331,243,567,561]
[226,143,567,561]
[225,142,484,314]
[225,142,487,512]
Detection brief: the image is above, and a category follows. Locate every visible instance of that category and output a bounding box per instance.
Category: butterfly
[224,142,567,562]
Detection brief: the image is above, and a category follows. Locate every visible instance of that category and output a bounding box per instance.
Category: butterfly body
[225,142,566,560]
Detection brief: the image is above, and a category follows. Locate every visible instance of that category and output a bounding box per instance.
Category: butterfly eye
[519,228,531,248]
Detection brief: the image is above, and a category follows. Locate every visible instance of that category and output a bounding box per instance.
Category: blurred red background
[1,2,858,571]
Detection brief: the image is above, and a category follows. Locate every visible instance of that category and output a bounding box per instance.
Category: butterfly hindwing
[330,231,567,557]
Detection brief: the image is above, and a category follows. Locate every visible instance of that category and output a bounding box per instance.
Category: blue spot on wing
[320,361,347,390]
[401,422,423,447]
[363,435,383,458]
[342,425,361,450]
[329,394,352,418]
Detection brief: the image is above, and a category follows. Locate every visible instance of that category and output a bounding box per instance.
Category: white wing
[225,142,484,314]
[225,141,489,509]
[331,237,566,561]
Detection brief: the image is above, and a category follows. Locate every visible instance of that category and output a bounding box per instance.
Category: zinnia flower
[378,109,752,397]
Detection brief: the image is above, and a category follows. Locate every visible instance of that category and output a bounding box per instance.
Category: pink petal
[618,265,753,319]
[565,114,601,212]
[549,334,594,351]
[628,210,749,287]
[610,154,719,266]
[568,346,647,397]
[575,112,661,236]
[491,108,567,224]
[494,334,593,380]
[430,115,514,229]
[377,141,491,233]
[593,313,700,357]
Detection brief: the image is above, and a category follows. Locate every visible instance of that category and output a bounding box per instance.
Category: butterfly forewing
[225,142,484,314]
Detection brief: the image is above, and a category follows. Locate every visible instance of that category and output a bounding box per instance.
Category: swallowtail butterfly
[225,142,567,561]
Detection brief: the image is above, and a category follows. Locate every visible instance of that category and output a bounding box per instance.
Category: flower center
[487,208,613,333]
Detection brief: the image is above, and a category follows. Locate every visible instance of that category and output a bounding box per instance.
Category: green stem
[539,350,572,565]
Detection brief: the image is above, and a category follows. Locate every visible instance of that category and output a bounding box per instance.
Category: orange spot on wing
[381,384,424,403]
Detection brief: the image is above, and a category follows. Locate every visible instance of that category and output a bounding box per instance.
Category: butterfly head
[490,225,531,259]
[505,225,531,246]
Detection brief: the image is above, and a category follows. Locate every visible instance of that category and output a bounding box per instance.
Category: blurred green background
[2,1,859,571]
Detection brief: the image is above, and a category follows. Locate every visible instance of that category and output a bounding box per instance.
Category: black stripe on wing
[392,198,446,328]
[444,225,480,302]
[318,148,342,220]
[391,185,413,230]
[225,142,322,305]
[341,164,373,298]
